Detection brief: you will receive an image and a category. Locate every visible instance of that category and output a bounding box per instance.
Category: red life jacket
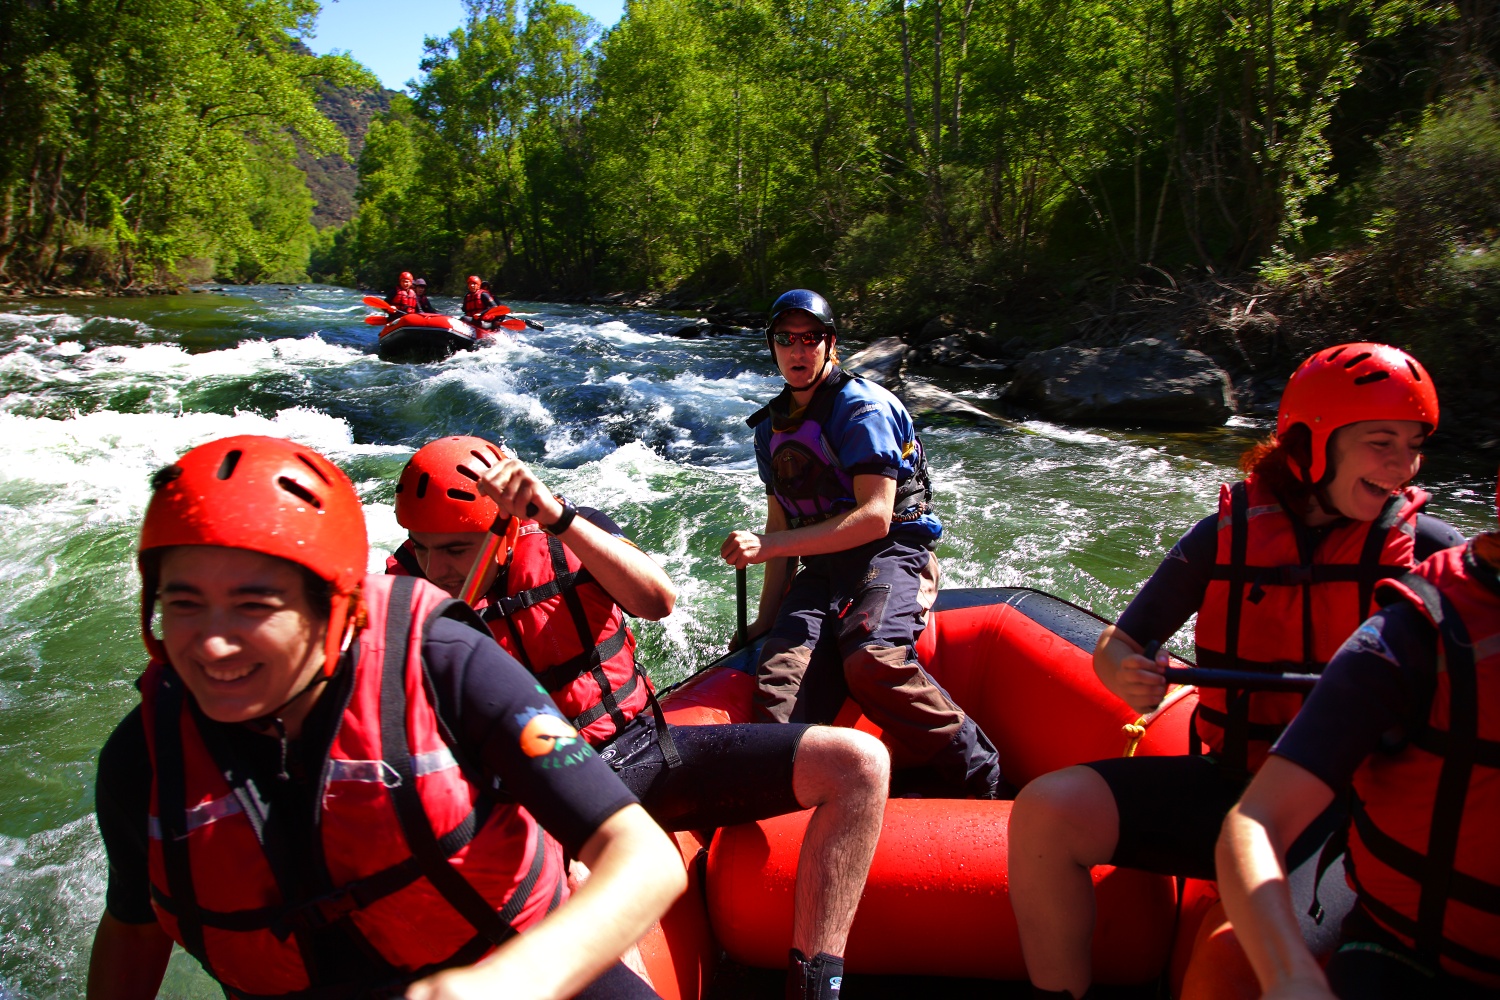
[1192,476,1427,772]
[1344,541,1500,987]
[140,574,566,997]
[463,289,493,318]
[392,288,420,312]
[387,525,653,747]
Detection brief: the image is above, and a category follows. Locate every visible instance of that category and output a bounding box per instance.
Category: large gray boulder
[1004,338,1233,426]
[842,337,908,386]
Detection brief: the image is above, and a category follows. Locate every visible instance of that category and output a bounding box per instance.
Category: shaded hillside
[291,40,396,229]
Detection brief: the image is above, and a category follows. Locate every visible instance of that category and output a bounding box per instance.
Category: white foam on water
[1018,419,1113,444]
[0,817,106,995]
[580,320,658,345]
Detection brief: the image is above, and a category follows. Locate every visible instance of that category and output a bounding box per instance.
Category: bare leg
[788,726,890,957]
[1008,766,1121,998]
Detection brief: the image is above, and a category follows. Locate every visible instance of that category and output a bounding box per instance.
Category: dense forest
[0,0,372,286]
[3,0,1498,386]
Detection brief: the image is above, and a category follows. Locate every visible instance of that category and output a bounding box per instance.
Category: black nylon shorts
[1085,754,1342,881]
[598,716,807,831]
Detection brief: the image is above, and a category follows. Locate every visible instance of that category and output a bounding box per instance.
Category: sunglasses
[772,329,827,347]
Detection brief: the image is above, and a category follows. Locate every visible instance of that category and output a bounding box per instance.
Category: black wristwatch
[543,496,578,536]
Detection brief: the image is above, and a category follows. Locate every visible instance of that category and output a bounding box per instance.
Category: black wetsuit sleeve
[1271,602,1439,791]
[1114,513,1218,645]
[1413,513,1464,560]
[95,707,157,924]
[579,507,623,537]
[424,617,638,856]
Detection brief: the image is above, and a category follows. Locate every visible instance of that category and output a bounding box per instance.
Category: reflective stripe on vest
[479,524,650,745]
[1346,544,1500,986]
[1192,477,1426,772]
[141,574,565,997]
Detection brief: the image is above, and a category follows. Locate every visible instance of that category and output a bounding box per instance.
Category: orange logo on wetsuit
[519,711,580,758]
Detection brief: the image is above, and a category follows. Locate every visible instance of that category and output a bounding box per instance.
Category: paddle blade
[362,295,395,312]
[481,305,511,321]
[524,318,545,331]
[364,313,388,325]
[500,318,527,331]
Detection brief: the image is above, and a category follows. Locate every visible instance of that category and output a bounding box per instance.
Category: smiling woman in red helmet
[1007,344,1465,1000]
[86,436,683,1000]
[1219,469,1500,999]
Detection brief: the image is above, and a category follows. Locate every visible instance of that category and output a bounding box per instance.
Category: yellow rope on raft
[1120,684,1198,757]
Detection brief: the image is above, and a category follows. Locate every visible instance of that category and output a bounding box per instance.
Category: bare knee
[1010,766,1120,864]
[793,726,890,809]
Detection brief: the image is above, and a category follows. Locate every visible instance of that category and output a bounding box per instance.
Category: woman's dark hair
[139,549,333,621]
[1240,423,1317,516]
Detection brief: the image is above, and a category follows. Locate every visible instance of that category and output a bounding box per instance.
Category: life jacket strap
[480,568,594,622]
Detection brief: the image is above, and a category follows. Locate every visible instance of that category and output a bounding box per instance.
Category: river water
[0,285,1492,996]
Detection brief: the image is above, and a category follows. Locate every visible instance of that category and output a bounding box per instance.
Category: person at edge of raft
[87,435,684,1000]
[1008,342,1465,1000]
[1217,470,1500,1000]
[464,274,498,328]
[718,288,1004,801]
[388,434,889,1000]
[388,270,420,314]
[414,278,437,314]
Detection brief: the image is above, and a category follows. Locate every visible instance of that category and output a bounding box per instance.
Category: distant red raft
[376,313,495,363]
[632,587,1232,1000]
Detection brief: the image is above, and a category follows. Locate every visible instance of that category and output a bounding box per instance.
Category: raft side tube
[707,801,1178,982]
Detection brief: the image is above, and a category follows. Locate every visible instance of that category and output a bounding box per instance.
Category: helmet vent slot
[297,454,332,485]
[151,465,183,491]
[446,488,478,501]
[469,449,494,468]
[1407,360,1423,381]
[277,477,322,508]
[1353,371,1390,385]
[416,472,430,499]
[1342,352,1372,369]
[1326,346,1347,361]
[457,465,480,481]
[216,450,242,481]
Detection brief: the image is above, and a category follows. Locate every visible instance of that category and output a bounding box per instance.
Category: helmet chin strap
[248,652,340,781]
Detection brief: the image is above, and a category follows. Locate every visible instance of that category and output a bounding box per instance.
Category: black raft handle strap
[378,575,540,946]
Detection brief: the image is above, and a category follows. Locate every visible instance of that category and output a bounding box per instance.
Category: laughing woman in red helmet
[1008,344,1464,1000]
[85,436,683,1000]
[1219,471,1500,999]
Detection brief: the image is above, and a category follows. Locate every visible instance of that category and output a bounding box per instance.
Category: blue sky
[310,0,625,91]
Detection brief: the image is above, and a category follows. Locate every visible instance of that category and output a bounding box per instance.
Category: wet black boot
[787,948,844,1000]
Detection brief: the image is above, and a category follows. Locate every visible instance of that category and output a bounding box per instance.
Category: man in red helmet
[1010,344,1466,1000]
[87,435,684,1000]
[388,271,420,315]
[389,435,889,1000]
[463,275,498,327]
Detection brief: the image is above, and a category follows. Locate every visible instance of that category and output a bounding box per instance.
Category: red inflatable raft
[376,313,493,362]
[628,586,1249,999]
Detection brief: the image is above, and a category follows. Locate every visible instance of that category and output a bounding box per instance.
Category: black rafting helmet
[765,289,837,353]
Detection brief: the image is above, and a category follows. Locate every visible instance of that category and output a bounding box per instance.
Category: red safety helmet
[138,435,369,675]
[399,271,414,283]
[395,436,508,533]
[467,275,481,286]
[1277,343,1439,484]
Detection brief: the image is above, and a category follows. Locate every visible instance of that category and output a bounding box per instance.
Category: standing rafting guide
[721,288,1004,800]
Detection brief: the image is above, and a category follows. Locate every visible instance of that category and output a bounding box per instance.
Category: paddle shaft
[1143,640,1319,692]
[736,568,748,649]
[457,504,539,607]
